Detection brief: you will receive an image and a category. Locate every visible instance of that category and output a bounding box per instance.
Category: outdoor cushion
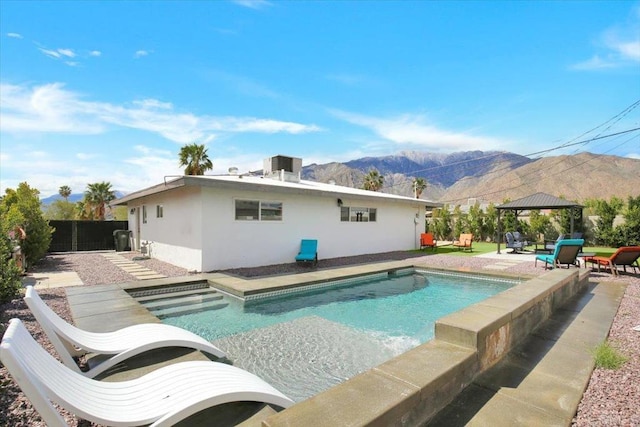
[535,239,584,269]
[583,246,640,276]
[420,233,437,250]
[295,239,318,265]
[453,233,473,251]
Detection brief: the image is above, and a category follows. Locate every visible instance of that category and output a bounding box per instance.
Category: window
[235,200,282,221]
[340,207,377,222]
[156,205,163,218]
[142,205,147,224]
[260,201,283,221]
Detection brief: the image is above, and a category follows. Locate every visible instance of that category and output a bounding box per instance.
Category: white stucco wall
[199,186,424,271]
[127,187,204,271]
[126,183,426,272]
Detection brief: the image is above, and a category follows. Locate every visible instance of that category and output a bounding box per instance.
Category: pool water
[151,270,517,402]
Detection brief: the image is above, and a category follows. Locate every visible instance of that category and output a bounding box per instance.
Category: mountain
[301,151,640,204]
[344,150,532,188]
[440,152,640,204]
[40,191,127,206]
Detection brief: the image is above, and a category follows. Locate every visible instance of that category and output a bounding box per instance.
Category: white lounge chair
[25,285,226,377]
[1,319,293,427]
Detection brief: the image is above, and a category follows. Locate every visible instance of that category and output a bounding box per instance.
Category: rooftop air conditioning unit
[263,155,302,182]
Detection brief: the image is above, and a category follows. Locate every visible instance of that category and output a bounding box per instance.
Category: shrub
[1,182,53,269]
[0,219,22,303]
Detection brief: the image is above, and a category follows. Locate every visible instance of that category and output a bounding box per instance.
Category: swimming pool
[136,269,518,401]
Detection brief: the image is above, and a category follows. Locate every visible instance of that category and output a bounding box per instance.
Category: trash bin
[113,230,131,252]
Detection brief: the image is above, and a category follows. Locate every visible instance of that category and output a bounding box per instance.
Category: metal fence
[49,220,129,252]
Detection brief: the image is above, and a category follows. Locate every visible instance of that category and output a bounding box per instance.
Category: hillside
[40,191,127,206]
[302,151,640,204]
[440,152,640,204]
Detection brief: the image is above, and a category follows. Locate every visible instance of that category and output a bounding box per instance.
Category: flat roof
[113,174,443,208]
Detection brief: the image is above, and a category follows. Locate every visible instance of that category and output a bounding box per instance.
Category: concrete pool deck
[57,261,625,426]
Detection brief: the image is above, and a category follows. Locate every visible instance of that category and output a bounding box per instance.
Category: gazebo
[496,192,583,254]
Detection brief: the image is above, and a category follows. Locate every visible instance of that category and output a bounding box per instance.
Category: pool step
[150,300,229,319]
[135,288,220,303]
[142,293,224,311]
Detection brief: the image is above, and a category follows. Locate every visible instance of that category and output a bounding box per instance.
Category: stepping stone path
[482,258,526,271]
[101,253,167,280]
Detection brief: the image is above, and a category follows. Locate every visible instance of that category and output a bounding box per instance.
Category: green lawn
[413,242,618,257]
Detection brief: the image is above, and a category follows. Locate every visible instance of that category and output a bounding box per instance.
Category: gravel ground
[1,250,638,426]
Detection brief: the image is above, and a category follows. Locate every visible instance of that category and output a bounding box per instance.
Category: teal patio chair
[295,239,318,265]
[535,239,584,269]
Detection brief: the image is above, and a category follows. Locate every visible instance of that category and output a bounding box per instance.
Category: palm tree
[413,178,427,199]
[58,185,72,201]
[179,143,213,175]
[75,200,91,220]
[363,169,384,192]
[84,182,116,220]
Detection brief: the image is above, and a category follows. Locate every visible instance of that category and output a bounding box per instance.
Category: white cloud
[0,82,105,133]
[571,7,640,70]
[39,48,62,59]
[0,82,322,143]
[210,70,281,99]
[58,49,76,58]
[232,0,272,10]
[133,99,173,110]
[134,50,150,58]
[325,73,369,86]
[38,47,80,66]
[89,50,102,57]
[627,152,640,159]
[7,33,23,39]
[332,110,505,151]
[76,153,97,160]
[570,55,618,70]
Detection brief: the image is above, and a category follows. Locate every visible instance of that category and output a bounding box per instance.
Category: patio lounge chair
[420,232,437,251]
[543,234,565,252]
[583,246,640,276]
[0,319,293,427]
[453,233,473,252]
[505,231,526,254]
[295,239,318,265]
[24,286,226,378]
[535,239,584,269]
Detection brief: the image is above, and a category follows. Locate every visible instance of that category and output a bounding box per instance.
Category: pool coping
[63,263,623,426]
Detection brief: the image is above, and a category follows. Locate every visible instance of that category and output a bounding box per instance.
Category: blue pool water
[152,270,517,401]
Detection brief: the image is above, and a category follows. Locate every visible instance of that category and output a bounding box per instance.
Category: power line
[375,98,640,195]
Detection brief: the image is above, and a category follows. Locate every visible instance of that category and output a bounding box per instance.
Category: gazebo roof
[497,192,583,210]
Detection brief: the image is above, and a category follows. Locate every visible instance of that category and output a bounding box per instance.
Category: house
[112,155,442,272]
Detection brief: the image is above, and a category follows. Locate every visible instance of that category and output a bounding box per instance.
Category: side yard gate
[49,220,129,252]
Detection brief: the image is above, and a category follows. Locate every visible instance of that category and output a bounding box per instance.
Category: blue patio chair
[295,239,318,265]
[535,239,584,269]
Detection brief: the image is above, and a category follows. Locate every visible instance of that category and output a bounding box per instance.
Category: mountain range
[40,151,638,207]
[40,191,127,206]
[302,151,640,204]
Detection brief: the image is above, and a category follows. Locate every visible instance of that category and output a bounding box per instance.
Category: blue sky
[1,1,639,198]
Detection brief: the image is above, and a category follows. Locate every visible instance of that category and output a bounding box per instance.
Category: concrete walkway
[21,271,84,289]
